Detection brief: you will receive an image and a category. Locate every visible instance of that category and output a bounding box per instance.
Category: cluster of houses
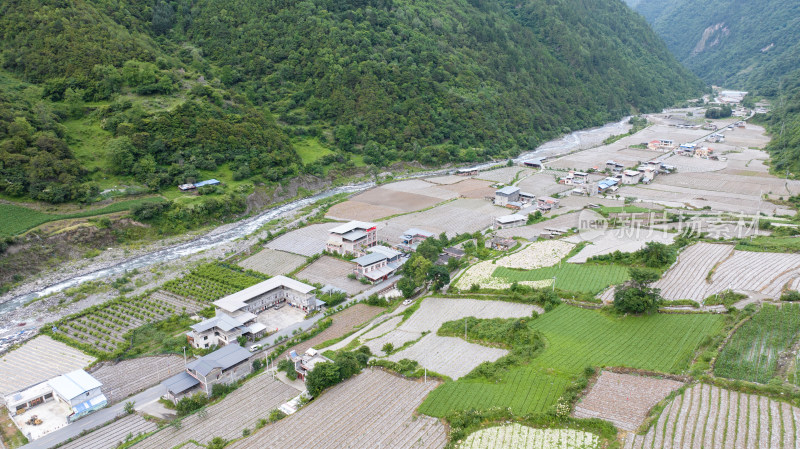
[492,185,559,213]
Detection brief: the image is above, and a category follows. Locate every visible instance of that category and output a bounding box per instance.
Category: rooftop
[213,276,315,313]
[48,370,102,401]
[496,214,527,224]
[368,245,402,259]
[163,371,200,395]
[341,229,367,241]
[352,252,388,267]
[496,186,521,195]
[402,228,434,238]
[187,344,251,377]
[328,221,376,235]
[190,313,246,333]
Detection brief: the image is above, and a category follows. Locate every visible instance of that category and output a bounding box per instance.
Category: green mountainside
[631,0,800,92]
[0,0,701,208]
[629,0,800,175]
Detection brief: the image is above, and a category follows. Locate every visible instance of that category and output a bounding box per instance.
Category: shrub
[781,290,800,301]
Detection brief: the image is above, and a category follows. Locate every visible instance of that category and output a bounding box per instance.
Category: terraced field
[162,263,266,302]
[0,336,95,395]
[132,374,298,449]
[460,424,600,449]
[573,371,683,431]
[623,384,800,449]
[61,414,157,449]
[387,334,509,380]
[229,369,447,449]
[715,304,800,383]
[52,291,202,354]
[91,355,186,403]
[653,242,734,302]
[420,306,723,417]
[239,248,307,276]
[493,263,630,294]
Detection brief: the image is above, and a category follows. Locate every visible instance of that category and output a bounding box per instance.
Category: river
[1,116,632,318]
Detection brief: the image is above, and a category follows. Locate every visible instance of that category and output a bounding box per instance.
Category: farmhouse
[694,146,713,158]
[597,177,619,193]
[399,228,435,251]
[352,248,404,282]
[5,370,107,425]
[494,186,521,206]
[289,348,332,382]
[605,160,624,172]
[443,247,466,259]
[637,166,658,184]
[537,196,560,211]
[326,221,378,256]
[163,344,253,401]
[367,245,403,263]
[213,276,319,317]
[186,312,267,349]
[495,214,527,229]
[522,158,545,168]
[564,171,589,185]
[490,237,517,251]
[622,170,642,185]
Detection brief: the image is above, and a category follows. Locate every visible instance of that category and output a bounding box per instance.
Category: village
[4,92,800,449]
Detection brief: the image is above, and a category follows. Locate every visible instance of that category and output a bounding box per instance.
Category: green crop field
[715,303,800,384]
[492,264,630,294]
[162,262,267,302]
[420,305,723,417]
[0,197,166,237]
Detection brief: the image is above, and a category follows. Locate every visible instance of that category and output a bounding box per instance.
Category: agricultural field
[515,172,573,198]
[455,260,552,290]
[494,212,581,241]
[295,256,365,295]
[238,248,307,276]
[476,166,534,184]
[573,371,683,431]
[496,240,575,270]
[623,384,800,449]
[420,305,723,416]
[436,178,496,199]
[493,263,630,294]
[379,199,509,245]
[266,222,334,257]
[566,229,676,263]
[228,369,447,449]
[460,424,600,449]
[715,304,800,384]
[91,355,186,403]
[0,197,166,237]
[363,297,540,357]
[655,242,800,301]
[60,414,157,449]
[132,374,298,449]
[0,336,95,395]
[50,291,203,354]
[327,179,460,221]
[162,263,266,302]
[653,243,734,302]
[387,334,509,380]
[280,303,383,357]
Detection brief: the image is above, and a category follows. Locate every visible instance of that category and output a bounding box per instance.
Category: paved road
[20,385,165,449]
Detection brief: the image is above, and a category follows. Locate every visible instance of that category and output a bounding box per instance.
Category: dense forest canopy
[0,0,702,204]
[630,0,800,93]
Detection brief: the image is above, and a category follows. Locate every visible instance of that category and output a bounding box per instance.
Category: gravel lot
[227,369,447,449]
[295,256,365,295]
[0,336,95,395]
[266,223,336,257]
[239,248,307,276]
[573,370,683,431]
[91,355,186,404]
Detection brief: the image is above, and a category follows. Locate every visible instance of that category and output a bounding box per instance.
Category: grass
[492,263,630,294]
[419,305,723,417]
[293,137,334,165]
[63,117,113,174]
[735,235,800,253]
[125,314,199,358]
[0,406,28,448]
[715,304,800,384]
[0,197,166,237]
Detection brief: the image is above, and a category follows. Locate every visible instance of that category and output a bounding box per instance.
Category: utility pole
[464,317,467,340]
[183,346,187,369]
[552,276,557,292]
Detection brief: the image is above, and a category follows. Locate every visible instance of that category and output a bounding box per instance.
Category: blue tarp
[194,179,221,187]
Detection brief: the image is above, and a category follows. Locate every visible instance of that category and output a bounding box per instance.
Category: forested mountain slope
[0,0,702,205]
[631,0,800,93]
